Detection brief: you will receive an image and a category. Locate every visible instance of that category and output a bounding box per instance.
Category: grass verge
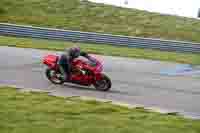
[0,86,200,133]
[0,0,200,43]
[0,36,200,65]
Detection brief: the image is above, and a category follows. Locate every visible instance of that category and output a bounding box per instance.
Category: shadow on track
[62,83,137,96]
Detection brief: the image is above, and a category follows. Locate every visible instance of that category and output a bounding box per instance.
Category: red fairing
[43,54,59,69]
[71,58,104,83]
[72,57,103,73]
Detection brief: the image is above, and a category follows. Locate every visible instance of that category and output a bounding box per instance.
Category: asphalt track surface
[1,46,200,119]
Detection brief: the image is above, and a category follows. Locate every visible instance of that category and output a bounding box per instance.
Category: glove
[81,51,88,57]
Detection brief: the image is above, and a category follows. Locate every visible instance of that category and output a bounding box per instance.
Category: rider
[58,46,91,81]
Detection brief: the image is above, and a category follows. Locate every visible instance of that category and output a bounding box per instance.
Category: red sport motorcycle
[42,54,112,91]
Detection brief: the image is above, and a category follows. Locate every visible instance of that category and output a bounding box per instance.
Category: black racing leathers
[58,51,89,81]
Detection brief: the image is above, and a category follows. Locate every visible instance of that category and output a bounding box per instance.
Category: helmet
[69,46,80,58]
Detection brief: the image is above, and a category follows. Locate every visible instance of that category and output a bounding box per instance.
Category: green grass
[0,86,200,133]
[1,35,200,65]
[1,0,200,43]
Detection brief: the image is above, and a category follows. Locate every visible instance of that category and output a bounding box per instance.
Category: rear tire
[94,74,111,91]
[45,68,64,85]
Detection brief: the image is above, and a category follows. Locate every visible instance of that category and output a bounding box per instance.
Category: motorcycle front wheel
[94,74,112,91]
[45,68,65,85]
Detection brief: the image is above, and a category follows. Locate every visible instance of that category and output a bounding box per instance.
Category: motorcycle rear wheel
[94,74,112,91]
[45,68,65,85]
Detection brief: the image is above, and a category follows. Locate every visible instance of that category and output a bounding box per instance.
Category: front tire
[45,68,65,85]
[94,74,112,91]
